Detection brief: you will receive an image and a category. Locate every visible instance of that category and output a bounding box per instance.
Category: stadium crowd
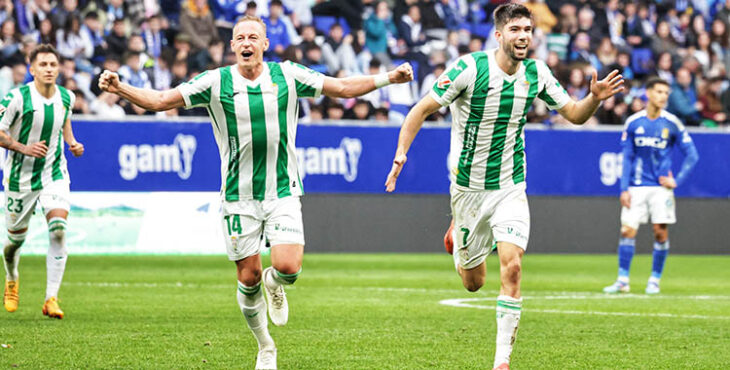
[0,0,729,127]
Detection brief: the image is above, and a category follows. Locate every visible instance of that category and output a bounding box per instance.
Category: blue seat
[631,48,654,76]
[312,16,350,36]
[471,23,493,39]
[389,103,412,116]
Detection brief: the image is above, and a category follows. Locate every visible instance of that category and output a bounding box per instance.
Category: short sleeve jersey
[430,49,570,190]
[620,110,695,189]
[177,61,325,201]
[0,83,74,192]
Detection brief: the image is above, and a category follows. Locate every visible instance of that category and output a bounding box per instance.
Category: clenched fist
[98,70,121,94]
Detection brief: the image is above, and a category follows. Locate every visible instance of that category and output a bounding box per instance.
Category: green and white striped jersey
[177,61,324,201]
[0,83,74,192]
[431,49,570,191]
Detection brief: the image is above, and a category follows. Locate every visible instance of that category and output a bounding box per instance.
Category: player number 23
[6,197,24,213]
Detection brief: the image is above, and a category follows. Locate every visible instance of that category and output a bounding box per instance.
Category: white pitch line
[439,298,730,320]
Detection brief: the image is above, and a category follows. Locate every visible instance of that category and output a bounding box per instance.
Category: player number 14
[224,215,242,235]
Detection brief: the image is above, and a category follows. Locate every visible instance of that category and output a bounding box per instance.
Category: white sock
[494,295,522,367]
[451,229,460,271]
[264,267,300,291]
[237,281,275,349]
[3,231,26,281]
[46,218,68,300]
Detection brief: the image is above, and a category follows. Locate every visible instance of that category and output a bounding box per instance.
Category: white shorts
[221,196,305,261]
[4,180,70,232]
[450,183,530,270]
[620,186,676,229]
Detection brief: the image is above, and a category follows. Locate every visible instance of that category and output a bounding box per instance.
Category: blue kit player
[604,78,699,294]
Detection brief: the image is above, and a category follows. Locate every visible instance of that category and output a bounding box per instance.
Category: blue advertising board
[0,120,727,198]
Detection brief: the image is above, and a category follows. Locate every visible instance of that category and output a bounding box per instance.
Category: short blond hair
[234,15,267,36]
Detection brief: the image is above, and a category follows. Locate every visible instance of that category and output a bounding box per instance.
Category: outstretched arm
[322,63,414,98]
[98,70,185,112]
[384,95,442,192]
[557,70,625,125]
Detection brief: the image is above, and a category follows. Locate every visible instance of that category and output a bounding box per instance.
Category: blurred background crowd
[1,0,729,127]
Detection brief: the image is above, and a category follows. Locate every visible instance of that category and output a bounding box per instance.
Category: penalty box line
[439,297,730,320]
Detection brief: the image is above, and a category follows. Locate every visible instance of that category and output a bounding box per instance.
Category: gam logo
[296,137,361,182]
[599,152,623,186]
[118,134,197,180]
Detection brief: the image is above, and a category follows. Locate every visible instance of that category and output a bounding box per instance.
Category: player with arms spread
[384,4,623,369]
[99,15,412,370]
[0,44,85,319]
[603,78,699,295]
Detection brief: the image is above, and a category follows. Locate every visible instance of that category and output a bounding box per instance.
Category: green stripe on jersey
[190,87,211,106]
[247,84,267,201]
[53,86,71,181]
[512,60,538,184]
[295,80,315,98]
[538,81,560,106]
[220,67,240,201]
[456,52,489,187]
[268,63,292,198]
[30,103,55,190]
[484,80,515,189]
[9,85,34,191]
[433,59,467,97]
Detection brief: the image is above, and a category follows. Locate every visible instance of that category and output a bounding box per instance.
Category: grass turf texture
[1,254,728,369]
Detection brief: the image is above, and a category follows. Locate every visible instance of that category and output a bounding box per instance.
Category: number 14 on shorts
[224,214,243,236]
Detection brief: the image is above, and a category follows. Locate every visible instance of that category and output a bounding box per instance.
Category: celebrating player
[603,78,699,295]
[0,44,85,319]
[384,4,623,370]
[99,15,412,370]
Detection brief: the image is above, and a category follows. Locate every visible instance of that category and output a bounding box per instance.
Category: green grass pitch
[1,254,729,369]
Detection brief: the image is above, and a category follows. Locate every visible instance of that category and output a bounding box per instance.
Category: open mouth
[514,45,528,51]
[241,51,254,59]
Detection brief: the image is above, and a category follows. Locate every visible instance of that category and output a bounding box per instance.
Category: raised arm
[321,63,413,98]
[557,70,625,125]
[98,70,185,112]
[384,95,442,192]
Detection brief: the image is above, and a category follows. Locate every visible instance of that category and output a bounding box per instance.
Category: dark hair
[270,0,283,7]
[646,77,670,90]
[29,44,60,63]
[493,3,533,30]
[85,11,99,20]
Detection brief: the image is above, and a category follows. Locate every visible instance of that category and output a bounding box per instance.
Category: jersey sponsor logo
[437,75,452,90]
[634,136,668,149]
[661,128,669,139]
[599,151,623,186]
[296,137,361,182]
[118,134,197,181]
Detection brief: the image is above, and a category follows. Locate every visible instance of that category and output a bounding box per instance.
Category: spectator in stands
[698,76,728,126]
[566,67,589,100]
[55,16,86,61]
[420,63,445,98]
[361,59,388,109]
[149,52,172,91]
[718,0,730,26]
[524,0,556,34]
[302,43,327,75]
[468,35,483,53]
[326,101,345,120]
[709,18,730,75]
[72,89,90,114]
[142,14,167,59]
[397,5,427,52]
[0,18,20,60]
[345,99,373,120]
[547,21,571,61]
[322,23,361,76]
[651,20,678,58]
[686,13,706,50]
[623,3,650,48]
[364,1,398,67]
[569,32,592,64]
[263,0,291,60]
[90,91,126,118]
[576,6,603,51]
[594,95,628,125]
[373,107,389,122]
[180,0,219,52]
[0,60,26,98]
[591,37,617,72]
[80,11,105,64]
[656,52,675,85]
[170,58,188,88]
[171,33,192,64]
[0,0,12,26]
[35,17,55,46]
[105,18,127,60]
[50,0,77,31]
[189,38,225,73]
[693,32,714,74]
[668,67,702,125]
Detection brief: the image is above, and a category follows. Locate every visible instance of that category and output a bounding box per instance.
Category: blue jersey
[620,110,699,191]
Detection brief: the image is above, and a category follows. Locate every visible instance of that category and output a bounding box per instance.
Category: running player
[384,4,624,369]
[603,77,699,295]
[99,15,412,370]
[0,44,85,319]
